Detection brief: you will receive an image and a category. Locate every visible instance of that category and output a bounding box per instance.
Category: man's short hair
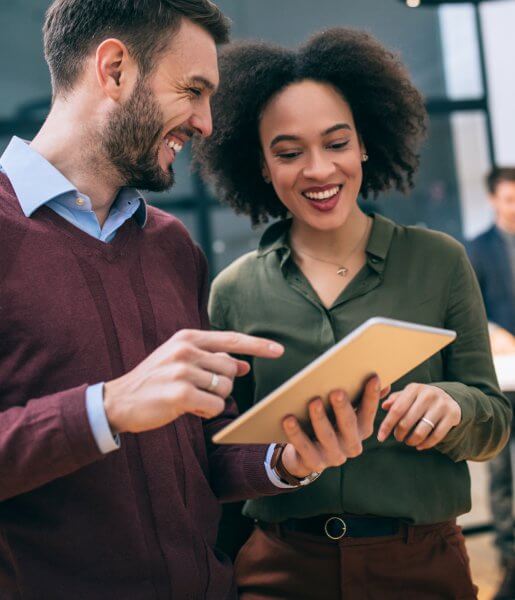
[43,0,230,94]
[486,167,515,195]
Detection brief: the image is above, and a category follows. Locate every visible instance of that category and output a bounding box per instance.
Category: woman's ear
[359,137,369,163]
[262,162,272,184]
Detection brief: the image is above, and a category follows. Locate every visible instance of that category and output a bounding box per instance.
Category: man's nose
[190,103,213,138]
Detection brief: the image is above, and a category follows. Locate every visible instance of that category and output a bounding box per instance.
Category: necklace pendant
[337,266,348,277]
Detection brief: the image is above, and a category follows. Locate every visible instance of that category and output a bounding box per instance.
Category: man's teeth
[303,186,340,200]
[167,139,183,154]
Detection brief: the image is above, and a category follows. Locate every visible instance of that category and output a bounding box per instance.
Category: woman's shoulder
[212,250,261,295]
[209,250,262,328]
[393,221,466,261]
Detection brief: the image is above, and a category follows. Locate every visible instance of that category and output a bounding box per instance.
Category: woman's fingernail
[268,342,284,355]
[285,417,296,429]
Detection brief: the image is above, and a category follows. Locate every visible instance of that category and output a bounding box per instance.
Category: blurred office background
[1,1,515,596]
[1,0,515,275]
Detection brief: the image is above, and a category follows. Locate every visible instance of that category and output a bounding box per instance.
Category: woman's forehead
[260,80,355,139]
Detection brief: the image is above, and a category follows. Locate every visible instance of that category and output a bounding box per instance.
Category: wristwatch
[270,443,321,487]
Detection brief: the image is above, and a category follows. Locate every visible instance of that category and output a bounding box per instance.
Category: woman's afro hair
[192,27,427,225]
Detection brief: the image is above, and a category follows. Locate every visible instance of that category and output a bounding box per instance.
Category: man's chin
[127,168,175,193]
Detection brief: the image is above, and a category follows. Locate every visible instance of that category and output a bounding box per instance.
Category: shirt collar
[257,212,395,271]
[0,136,147,227]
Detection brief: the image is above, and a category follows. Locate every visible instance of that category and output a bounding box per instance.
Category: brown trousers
[235,521,478,600]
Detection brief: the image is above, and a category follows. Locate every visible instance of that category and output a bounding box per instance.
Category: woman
[193,28,510,599]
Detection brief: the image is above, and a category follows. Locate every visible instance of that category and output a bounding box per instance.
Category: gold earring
[362,153,369,163]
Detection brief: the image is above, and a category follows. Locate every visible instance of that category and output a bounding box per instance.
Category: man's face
[101,19,219,192]
[491,180,515,234]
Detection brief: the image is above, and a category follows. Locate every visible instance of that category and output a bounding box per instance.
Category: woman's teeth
[303,186,341,200]
[166,139,183,154]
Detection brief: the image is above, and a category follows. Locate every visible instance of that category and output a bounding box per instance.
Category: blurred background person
[468,167,515,600]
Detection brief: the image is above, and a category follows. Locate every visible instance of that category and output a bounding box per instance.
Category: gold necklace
[293,218,372,277]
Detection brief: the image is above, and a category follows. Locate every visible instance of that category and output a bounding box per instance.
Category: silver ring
[207,372,220,393]
[420,417,436,430]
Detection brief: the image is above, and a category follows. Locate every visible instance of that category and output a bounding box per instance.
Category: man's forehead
[161,22,219,88]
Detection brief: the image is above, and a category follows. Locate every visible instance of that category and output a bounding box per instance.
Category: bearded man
[0,1,383,598]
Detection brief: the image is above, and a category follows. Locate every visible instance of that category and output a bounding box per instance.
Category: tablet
[212,317,456,444]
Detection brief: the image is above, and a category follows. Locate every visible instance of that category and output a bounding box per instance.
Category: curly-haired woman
[193,28,510,599]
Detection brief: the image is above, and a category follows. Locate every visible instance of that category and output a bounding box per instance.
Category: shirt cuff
[85,383,120,454]
[264,443,298,489]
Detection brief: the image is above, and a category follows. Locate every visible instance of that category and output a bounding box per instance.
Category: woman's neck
[289,208,370,261]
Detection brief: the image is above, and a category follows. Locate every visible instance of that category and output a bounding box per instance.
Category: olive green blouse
[209,214,511,524]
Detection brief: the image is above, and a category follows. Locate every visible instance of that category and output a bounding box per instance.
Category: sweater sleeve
[432,245,512,462]
[195,246,287,502]
[0,385,104,501]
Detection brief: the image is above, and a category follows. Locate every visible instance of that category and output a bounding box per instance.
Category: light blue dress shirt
[0,136,146,454]
[0,136,291,487]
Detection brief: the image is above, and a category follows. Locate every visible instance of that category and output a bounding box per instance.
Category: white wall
[482,0,515,165]
[440,1,515,239]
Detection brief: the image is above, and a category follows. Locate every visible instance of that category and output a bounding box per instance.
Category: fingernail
[377,430,385,442]
[268,342,284,355]
[314,400,323,414]
[331,390,345,403]
[285,417,296,429]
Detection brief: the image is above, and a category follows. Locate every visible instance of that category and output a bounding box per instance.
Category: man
[468,167,515,600]
[0,1,383,598]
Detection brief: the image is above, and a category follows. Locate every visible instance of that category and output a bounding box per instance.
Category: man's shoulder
[144,204,199,252]
[0,174,25,231]
[466,226,501,267]
[145,204,190,235]
[468,225,498,249]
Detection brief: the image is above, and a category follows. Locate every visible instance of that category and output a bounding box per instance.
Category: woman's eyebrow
[270,123,352,149]
[323,123,352,135]
[270,134,300,149]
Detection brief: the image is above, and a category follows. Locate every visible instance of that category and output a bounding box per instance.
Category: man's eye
[189,87,202,98]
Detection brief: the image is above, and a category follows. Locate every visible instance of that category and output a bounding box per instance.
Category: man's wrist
[103,378,124,435]
[271,444,321,487]
[85,383,120,454]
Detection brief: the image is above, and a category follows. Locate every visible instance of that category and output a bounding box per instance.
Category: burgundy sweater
[0,173,279,599]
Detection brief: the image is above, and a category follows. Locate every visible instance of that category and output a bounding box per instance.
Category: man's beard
[101,78,175,192]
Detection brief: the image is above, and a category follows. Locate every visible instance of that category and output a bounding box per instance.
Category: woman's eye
[329,141,350,150]
[277,151,301,160]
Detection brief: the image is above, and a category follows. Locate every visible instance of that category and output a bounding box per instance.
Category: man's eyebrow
[190,76,217,93]
[270,123,352,149]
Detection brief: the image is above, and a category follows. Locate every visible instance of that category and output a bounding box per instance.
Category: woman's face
[259,79,364,231]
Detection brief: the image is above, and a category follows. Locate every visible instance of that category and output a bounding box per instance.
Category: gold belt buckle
[324,516,347,540]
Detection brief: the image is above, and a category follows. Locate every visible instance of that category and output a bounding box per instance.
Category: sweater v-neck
[0,171,138,262]
[37,204,137,261]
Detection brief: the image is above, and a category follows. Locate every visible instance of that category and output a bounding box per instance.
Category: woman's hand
[280,376,389,479]
[377,383,461,450]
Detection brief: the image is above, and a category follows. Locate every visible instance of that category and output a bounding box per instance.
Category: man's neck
[496,220,515,237]
[30,101,121,227]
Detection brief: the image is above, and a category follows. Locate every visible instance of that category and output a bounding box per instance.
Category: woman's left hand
[377,383,461,450]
